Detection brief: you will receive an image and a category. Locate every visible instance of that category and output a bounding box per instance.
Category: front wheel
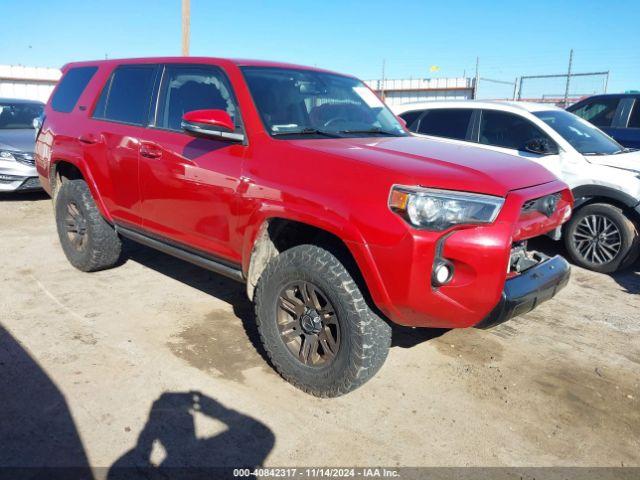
[564,202,639,273]
[254,245,391,397]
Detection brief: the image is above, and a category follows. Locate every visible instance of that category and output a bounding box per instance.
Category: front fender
[241,202,395,317]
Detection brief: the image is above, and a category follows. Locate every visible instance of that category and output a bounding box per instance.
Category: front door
[138,64,247,264]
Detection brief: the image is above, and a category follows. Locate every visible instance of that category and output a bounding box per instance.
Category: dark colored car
[567,93,640,149]
[0,98,44,192]
[36,57,572,396]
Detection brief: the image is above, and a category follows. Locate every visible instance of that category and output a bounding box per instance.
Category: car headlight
[0,150,17,161]
[389,185,504,231]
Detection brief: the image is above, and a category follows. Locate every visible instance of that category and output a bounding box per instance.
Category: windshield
[533,110,623,155]
[0,102,43,130]
[241,67,407,138]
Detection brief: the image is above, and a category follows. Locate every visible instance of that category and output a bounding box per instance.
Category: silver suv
[0,98,44,192]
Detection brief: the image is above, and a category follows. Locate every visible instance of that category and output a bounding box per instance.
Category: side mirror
[181,109,244,142]
[524,138,558,156]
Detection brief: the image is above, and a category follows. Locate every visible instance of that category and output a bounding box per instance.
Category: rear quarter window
[51,66,98,113]
[399,110,424,129]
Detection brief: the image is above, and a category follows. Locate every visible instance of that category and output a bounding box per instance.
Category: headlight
[0,150,17,161]
[389,185,504,231]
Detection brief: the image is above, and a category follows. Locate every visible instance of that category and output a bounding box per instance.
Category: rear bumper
[475,254,571,329]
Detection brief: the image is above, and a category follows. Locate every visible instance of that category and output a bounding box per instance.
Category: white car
[394,101,640,273]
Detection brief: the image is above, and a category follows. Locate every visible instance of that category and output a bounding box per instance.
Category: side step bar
[116,225,245,283]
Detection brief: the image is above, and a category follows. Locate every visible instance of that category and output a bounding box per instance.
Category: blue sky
[2,0,639,98]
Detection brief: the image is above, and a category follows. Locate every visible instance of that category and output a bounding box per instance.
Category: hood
[291,135,558,197]
[0,129,37,153]
[585,149,640,174]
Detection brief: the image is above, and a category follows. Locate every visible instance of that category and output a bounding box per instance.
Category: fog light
[432,260,454,286]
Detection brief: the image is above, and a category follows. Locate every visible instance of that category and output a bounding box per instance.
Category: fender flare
[571,184,639,210]
[51,157,113,223]
[241,203,393,310]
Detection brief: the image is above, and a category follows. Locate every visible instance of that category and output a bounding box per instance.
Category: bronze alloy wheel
[64,201,88,252]
[276,281,340,367]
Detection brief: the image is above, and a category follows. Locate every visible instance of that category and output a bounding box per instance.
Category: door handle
[78,134,97,144]
[140,142,162,159]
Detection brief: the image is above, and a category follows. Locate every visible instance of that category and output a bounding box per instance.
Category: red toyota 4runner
[36,58,573,397]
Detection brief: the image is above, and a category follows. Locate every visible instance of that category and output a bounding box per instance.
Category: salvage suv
[36,57,573,397]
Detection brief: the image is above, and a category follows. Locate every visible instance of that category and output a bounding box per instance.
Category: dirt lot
[1,191,639,474]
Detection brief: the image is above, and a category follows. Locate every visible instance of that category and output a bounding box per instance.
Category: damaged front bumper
[476,254,571,329]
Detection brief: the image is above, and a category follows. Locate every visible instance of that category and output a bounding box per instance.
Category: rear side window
[570,97,619,128]
[416,109,472,140]
[399,110,423,129]
[479,110,550,151]
[628,101,640,128]
[51,66,97,113]
[93,65,157,126]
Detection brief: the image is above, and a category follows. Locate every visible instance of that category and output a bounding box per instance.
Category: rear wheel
[564,202,639,273]
[254,244,391,397]
[55,179,122,272]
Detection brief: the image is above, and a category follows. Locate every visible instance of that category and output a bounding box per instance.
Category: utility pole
[512,77,518,100]
[380,59,386,100]
[563,49,573,107]
[473,57,479,99]
[182,0,190,56]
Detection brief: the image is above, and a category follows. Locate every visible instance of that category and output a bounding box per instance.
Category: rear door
[87,64,160,227]
[136,63,246,263]
[413,108,475,141]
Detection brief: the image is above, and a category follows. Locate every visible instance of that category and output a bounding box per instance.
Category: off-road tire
[254,244,392,397]
[55,179,122,272]
[564,202,639,273]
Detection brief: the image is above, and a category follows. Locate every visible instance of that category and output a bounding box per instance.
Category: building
[365,77,475,107]
[0,65,61,103]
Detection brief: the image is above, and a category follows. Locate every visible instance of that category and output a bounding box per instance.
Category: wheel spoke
[319,328,338,359]
[279,294,302,317]
[299,334,318,365]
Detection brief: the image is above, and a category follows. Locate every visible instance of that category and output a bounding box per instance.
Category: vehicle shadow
[0,190,49,201]
[122,240,446,354]
[529,236,640,294]
[107,391,275,480]
[121,239,271,364]
[0,324,94,480]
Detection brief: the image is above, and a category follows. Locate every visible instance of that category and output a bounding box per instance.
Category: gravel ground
[1,191,638,476]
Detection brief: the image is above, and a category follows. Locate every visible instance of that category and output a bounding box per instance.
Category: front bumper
[476,254,571,329]
[0,159,40,192]
[0,175,42,192]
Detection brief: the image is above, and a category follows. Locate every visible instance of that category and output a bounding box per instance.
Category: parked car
[36,58,572,396]
[396,101,640,273]
[0,98,44,192]
[567,93,640,149]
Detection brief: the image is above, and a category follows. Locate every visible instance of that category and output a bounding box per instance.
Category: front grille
[521,192,561,217]
[14,152,35,166]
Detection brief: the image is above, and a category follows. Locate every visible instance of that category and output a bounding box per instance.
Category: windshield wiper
[613,147,635,155]
[338,128,401,136]
[271,128,341,138]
